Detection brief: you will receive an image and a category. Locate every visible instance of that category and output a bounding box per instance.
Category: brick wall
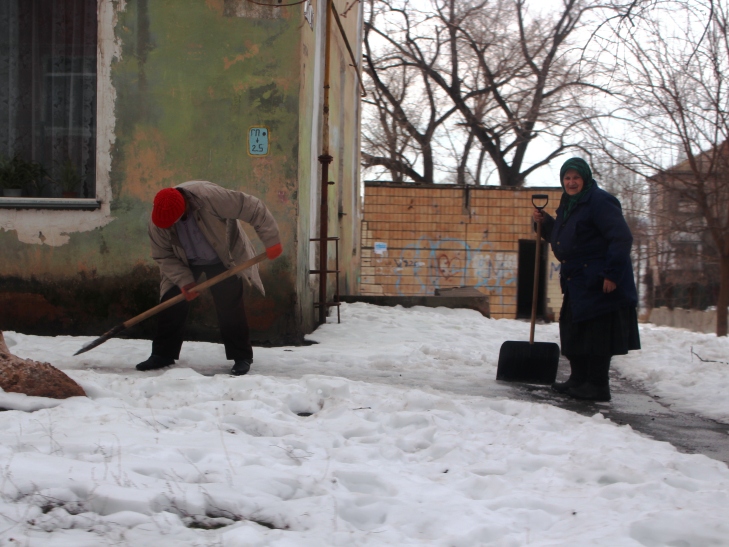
[360,183,564,319]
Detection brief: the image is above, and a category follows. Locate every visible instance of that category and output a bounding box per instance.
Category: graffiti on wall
[379,236,516,303]
[549,260,562,279]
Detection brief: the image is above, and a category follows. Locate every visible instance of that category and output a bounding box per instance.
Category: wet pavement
[508,357,729,466]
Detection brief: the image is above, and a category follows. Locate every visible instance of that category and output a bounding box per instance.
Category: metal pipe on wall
[317,0,334,326]
[314,0,364,325]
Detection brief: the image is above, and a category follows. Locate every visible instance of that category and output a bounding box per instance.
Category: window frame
[0,0,101,211]
[0,197,100,209]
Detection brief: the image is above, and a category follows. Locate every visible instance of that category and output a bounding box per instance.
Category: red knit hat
[152,188,185,228]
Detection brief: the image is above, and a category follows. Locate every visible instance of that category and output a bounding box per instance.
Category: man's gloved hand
[266,243,283,260]
[181,282,200,301]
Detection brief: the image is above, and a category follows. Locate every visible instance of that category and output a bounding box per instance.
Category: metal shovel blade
[496,340,560,384]
[74,324,126,356]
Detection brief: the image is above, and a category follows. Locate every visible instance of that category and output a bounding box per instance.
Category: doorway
[516,239,548,319]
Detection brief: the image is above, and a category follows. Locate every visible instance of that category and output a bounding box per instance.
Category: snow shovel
[74,252,268,356]
[496,195,560,384]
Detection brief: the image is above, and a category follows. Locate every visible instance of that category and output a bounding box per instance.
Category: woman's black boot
[551,356,588,394]
[567,356,611,402]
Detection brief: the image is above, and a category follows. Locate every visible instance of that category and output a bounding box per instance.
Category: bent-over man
[137,180,282,376]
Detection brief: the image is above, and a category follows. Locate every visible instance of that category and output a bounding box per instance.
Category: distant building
[646,149,723,310]
[360,182,565,320]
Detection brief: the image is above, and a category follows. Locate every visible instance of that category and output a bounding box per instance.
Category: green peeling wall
[0,0,363,346]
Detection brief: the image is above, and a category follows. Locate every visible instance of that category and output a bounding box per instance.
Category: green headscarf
[559,157,593,220]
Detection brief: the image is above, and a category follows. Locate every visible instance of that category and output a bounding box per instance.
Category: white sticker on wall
[248,127,269,156]
[374,242,387,255]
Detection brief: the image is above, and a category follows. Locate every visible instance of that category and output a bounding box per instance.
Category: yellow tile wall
[361,184,564,319]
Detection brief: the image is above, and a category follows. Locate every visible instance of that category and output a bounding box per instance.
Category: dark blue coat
[541,182,638,322]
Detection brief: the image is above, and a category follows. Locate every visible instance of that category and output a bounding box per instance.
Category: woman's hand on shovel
[532,209,544,223]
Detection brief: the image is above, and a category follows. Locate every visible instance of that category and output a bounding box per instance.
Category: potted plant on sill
[59,158,82,198]
[0,155,48,197]
[0,155,22,197]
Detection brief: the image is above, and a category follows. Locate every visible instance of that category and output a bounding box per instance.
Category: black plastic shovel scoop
[496,194,560,384]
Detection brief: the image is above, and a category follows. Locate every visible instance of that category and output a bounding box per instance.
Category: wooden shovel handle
[530,220,541,344]
[122,252,268,329]
[530,194,548,344]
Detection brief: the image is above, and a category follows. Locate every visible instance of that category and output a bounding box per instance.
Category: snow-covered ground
[1,302,729,546]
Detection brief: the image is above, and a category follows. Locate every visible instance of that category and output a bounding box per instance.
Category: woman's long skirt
[559,292,641,357]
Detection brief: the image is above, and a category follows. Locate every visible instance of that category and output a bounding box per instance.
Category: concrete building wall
[297,0,363,329]
[648,307,718,334]
[328,7,363,299]
[360,183,564,320]
[0,0,362,344]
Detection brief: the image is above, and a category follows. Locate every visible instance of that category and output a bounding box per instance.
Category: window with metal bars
[0,0,97,201]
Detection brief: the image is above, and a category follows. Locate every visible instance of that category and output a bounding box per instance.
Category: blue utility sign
[248,127,269,156]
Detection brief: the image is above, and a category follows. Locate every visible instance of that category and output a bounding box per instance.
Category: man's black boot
[230,358,252,376]
[136,355,175,371]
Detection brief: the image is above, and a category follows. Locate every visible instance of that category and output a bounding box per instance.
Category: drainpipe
[317,0,334,326]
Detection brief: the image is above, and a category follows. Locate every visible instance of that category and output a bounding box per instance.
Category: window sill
[0,197,101,210]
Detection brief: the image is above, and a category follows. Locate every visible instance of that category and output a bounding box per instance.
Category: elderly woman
[533,158,640,401]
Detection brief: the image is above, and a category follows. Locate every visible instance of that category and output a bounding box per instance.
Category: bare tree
[594,154,652,311]
[363,0,613,186]
[361,62,423,183]
[362,0,459,183]
[590,0,729,336]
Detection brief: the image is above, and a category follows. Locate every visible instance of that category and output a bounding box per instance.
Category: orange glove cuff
[266,243,283,260]
[181,282,199,301]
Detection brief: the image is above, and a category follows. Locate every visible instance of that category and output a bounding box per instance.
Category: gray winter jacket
[148,180,281,297]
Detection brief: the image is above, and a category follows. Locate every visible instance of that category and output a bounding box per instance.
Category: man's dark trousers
[152,262,252,361]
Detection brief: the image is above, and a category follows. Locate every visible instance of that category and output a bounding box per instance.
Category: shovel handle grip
[531,194,549,211]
